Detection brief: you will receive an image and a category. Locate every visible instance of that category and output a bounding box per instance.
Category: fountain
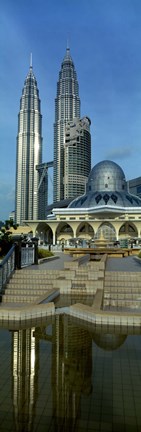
[93,231,113,248]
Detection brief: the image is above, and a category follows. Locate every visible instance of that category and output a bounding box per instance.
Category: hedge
[38,248,54,259]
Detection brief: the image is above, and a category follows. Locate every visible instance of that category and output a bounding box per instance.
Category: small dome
[87,160,127,193]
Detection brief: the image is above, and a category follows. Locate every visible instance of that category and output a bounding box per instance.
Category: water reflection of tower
[52,315,92,431]
[11,328,39,432]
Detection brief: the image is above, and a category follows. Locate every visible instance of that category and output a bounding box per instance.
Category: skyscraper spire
[30,52,32,69]
[63,45,73,63]
[53,47,80,202]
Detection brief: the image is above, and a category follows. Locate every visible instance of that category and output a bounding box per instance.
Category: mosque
[25,160,141,247]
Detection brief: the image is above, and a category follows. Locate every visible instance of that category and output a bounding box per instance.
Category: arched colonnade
[26,220,140,246]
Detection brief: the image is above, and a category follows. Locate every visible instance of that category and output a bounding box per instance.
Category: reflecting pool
[54,294,94,307]
[0,315,141,431]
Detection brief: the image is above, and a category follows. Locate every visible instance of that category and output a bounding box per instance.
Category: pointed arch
[56,222,74,243]
[76,222,94,239]
[36,222,53,245]
[119,222,138,238]
[95,222,116,241]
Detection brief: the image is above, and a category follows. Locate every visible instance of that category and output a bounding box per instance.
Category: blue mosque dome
[86,160,126,193]
[69,160,141,209]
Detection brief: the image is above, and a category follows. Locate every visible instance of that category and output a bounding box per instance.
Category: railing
[51,245,63,252]
[21,245,35,268]
[0,245,15,292]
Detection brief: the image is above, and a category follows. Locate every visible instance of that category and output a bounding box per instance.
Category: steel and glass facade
[15,64,43,224]
[128,177,141,199]
[53,47,80,202]
[64,117,91,198]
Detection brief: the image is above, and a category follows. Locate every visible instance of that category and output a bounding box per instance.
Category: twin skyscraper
[15,48,91,224]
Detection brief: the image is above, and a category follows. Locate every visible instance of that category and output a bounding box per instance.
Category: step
[11,274,60,280]
[104,286,141,291]
[104,288,141,294]
[75,272,88,277]
[75,272,102,280]
[75,275,89,280]
[8,282,53,289]
[104,299,141,308]
[14,270,62,276]
[105,271,141,276]
[71,282,86,290]
[104,281,141,287]
[2,294,39,303]
[105,272,141,275]
[104,293,141,300]
[4,288,49,296]
[105,275,141,281]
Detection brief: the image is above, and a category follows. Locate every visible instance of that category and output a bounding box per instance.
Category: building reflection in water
[12,328,39,432]
[52,315,92,431]
[10,316,127,432]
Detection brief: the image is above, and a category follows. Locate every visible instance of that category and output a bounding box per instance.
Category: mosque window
[111,194,118,203]
[95,194,102,204]
[103,194,110,205]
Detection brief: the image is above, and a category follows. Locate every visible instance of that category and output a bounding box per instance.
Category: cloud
[105,146,132,160]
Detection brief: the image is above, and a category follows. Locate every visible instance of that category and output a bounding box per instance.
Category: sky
[1,0,141,221]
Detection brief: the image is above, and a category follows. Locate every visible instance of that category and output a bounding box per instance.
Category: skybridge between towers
[36,161,54,188]
[36,161,54,218]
